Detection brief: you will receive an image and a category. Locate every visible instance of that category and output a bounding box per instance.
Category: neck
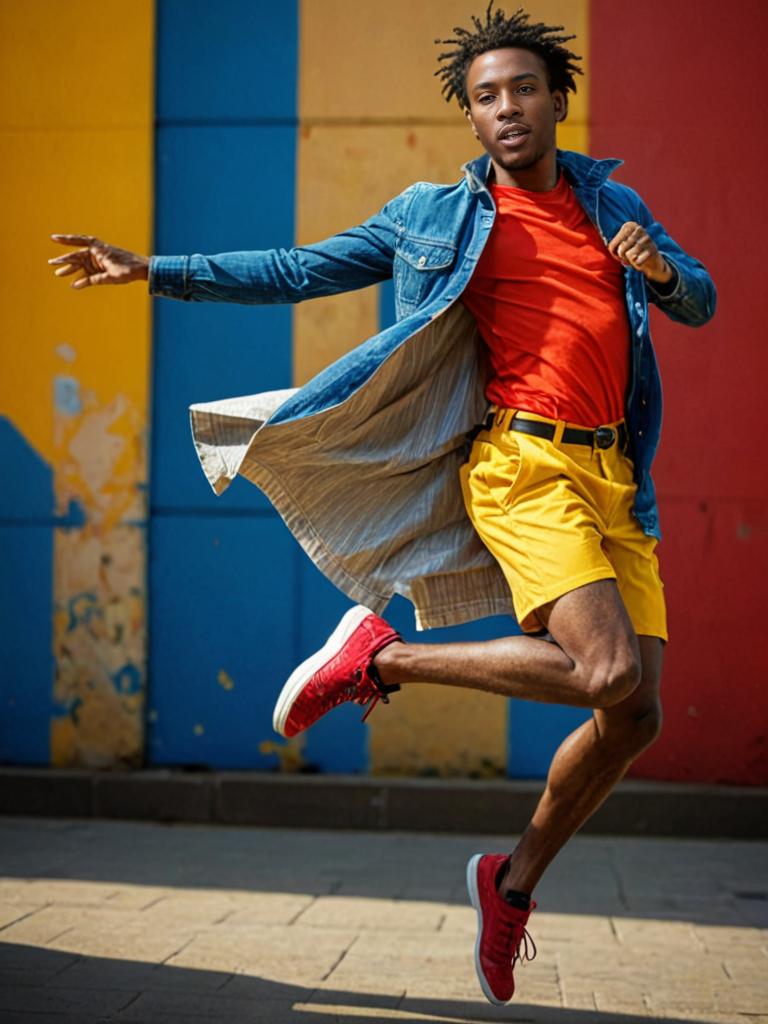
[491,149,558,192]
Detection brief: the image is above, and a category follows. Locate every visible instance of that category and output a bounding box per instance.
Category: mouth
[496,123,530,147]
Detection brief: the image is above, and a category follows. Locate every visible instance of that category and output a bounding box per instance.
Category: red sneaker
[272,605,402,738]
[466,853,537,1005]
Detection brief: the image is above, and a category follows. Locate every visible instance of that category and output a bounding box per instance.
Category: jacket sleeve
[632,192,717,327]
[149,187,415,304]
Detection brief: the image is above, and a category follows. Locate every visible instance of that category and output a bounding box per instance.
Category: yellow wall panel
[297,0,589,776]
[369,685,509,778]
[0,1,153,767]
[0,129,152,465]
[294,123,482,380]
[0,2,153,129]
[300,0,588,128]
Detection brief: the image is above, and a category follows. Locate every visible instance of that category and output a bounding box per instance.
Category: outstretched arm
[49,187,412,304]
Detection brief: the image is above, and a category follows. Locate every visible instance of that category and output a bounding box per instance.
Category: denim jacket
[150,149,716,629]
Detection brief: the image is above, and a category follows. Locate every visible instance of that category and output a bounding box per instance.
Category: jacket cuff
[646,256,682,300]
[148,255,190,298]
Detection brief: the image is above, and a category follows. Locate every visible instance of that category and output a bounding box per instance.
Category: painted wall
[0,1,153,767]
[2,0,764,784]
[295,0,592,778]
[591,0,768,785]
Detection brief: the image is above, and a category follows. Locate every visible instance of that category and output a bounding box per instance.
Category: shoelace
[511,925,537,968]
[352,667,393,723]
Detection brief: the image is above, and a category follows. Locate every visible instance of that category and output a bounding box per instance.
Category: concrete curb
[0,768,765,838]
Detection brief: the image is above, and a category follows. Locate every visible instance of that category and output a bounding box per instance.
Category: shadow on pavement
[1,817,766,930]
[0,943,726,1024]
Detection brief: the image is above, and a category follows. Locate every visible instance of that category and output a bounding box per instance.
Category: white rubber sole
[466,854,507,1006]
[272,605,373,737]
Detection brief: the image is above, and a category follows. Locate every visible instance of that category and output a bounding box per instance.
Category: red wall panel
[590,0,768,783]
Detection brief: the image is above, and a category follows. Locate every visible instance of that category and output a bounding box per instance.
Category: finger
[48,250,88,265]
[54,264,81,277]
[51,233,97,246]
[607,221,640,253]
[618,234,651,262]
[618,242,643,262]
[72,271,111,289]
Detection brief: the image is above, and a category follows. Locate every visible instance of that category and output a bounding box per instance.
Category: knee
[604,698,663,758]
[584,653,642,709]
[632,699,663,750]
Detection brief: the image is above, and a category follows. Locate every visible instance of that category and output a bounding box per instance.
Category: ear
[553,89,568,123]
[464,107,481,141]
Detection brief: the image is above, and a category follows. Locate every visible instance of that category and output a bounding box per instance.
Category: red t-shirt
[462,174,629,427]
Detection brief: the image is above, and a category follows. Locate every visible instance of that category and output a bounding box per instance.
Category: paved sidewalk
[0,817,765,1024]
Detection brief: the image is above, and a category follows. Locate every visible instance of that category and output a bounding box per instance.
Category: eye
[478,94,495,105]
[517,84,535,95]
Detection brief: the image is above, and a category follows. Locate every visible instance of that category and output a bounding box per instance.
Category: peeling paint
[52,384,148,769]
[217,669,235,691]
[54,375,82,415]
[56,343,77,363]
[259,736,307,773]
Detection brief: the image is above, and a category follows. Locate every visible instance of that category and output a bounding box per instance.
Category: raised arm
[49,187,413,303]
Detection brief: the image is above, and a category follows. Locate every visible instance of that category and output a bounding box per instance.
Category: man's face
[464,48,566,183]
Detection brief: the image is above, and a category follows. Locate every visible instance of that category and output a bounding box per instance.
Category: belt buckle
[595,426,616,450]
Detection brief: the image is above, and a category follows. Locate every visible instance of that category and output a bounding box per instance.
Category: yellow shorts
[460,409,668,640]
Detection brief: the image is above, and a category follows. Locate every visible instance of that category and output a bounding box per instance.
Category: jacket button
[418,255,427,267]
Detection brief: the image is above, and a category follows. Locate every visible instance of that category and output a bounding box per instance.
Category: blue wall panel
[149,0,300,768]
[157,0,298,123]
[0,420,54,764]
[0,417,53,520]
[508,701,592,780]
[147,515,298,768]
[152,125,295,511]
[0,522,54,765]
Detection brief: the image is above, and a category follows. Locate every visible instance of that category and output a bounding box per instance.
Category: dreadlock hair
[435,3,582,110]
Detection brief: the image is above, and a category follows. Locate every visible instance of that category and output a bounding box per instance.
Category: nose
[496,89,522,119]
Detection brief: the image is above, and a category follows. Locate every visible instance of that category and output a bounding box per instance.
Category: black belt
[476,410,628,451]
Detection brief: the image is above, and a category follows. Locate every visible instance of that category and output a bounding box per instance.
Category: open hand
[607,222,672,284]
[48,234,149,289]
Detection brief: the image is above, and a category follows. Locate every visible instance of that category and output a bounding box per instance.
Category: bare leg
[499,635,663,896]
[373,580,663,897]
[374,578,642,708]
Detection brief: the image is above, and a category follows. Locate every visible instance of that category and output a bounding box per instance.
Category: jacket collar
[462,149,623,193]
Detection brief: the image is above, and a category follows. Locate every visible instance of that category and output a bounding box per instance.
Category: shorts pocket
[468,435,525,514]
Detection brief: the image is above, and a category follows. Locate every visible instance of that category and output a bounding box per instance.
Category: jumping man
[49,5,716,1005]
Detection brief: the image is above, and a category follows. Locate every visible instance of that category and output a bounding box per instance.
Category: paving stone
[694,923,767,950]
[218,972,309,1002]
[0,901,46,930]
[0,906,88,944]
[8,880,123,905]
[52,956,231,992]
[121,989,306,1020]
[0,982,135,1014]
[166,926,354,984]
[0,1016,110,1024]
[295,895,445,931]
[611,916,702,950]
[307,980,405,1009]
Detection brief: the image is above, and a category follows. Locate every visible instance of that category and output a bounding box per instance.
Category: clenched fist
[48,234,149,289]
[607,222,673,285]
